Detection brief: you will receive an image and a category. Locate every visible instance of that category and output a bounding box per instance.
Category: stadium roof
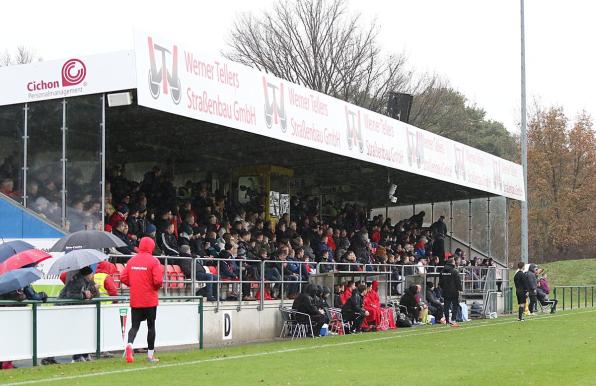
[0,31,525,206]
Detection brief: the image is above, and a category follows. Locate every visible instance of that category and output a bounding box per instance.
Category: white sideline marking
[3,309,595,386]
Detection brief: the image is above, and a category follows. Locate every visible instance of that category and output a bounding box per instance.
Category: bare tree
[225,0,410,112]
[0,46,38,66]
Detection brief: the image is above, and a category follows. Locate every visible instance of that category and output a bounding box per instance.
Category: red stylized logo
[454,145,465,180]
[345,106,364,153]
[61,59,86,87]
[263,77,287,131]
[492,159,502,190]
[406,128,424,168]
[148,37,181,104]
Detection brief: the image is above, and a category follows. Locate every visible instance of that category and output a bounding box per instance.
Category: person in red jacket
[120,237,163,363]
[363,281,382,329]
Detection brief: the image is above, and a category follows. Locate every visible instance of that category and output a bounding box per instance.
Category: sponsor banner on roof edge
[0,51,136,105]
[134,31,525,201]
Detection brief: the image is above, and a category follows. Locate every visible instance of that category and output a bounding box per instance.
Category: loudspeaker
[387,92,413,123]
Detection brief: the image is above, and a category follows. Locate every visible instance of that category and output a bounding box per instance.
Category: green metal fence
[553,286,596,311]
[0,295,204,366]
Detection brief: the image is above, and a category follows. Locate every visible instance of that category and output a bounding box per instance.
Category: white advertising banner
[0,51,136,105]
[134,31,525,201]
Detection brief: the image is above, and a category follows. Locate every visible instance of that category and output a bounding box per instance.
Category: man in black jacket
[430,216,447,258]
[525,264,539,315]
[513,261,528,321]
[292,284,327,336]
[341,284,369,333]
[439,258,462,326]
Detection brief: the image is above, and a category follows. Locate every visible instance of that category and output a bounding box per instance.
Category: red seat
[165,265,177,288]
[172,265,185,288]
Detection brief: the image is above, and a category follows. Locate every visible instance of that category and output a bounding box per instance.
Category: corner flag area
[1,310,594,386]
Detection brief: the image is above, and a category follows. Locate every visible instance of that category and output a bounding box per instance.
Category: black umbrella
[0,240,35,263]
[0,268,43,295]
[50,230,127,252]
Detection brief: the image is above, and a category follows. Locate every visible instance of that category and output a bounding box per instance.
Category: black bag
[397,312,412,328]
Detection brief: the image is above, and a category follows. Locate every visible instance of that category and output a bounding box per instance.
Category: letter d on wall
[222,311,232,340]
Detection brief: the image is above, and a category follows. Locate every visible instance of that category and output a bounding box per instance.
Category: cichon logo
[26,58,87,92]
[61,59,86,87]
[345,106,364,153]
[263,77,287,132]
[147,36,181,105]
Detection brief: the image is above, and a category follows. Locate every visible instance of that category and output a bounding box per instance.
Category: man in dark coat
[341,284,369,333]
[439,257,462,326]
[513,261,528,321]
[292,284,327,336]
[430,216,448,258]
[525,263,538,315]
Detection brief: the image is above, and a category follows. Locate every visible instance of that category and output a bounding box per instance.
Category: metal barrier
[553,286,596,310]
[0,295,204,366]
[105,254,508,313]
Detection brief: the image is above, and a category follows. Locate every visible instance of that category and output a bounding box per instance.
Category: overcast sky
[2,0,594,132]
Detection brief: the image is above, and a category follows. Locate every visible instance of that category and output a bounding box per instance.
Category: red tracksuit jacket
[120,237,163,308]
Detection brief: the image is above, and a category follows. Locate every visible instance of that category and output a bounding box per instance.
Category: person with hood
[292,284,327,337]
[341,283,369,333]
[121,237,163,364]
[525,264,539,315]
[399,285,426,325]
[363,281,382,329]
[439,257,462,327]
[95,261,119,298]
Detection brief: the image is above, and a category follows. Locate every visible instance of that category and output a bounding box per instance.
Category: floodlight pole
[520,0,529,263]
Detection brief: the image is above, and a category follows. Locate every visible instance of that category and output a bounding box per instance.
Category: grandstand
[1,31,523,369]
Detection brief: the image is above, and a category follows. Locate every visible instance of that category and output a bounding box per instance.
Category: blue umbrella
[0,241,35,263]
[0,268,43,296]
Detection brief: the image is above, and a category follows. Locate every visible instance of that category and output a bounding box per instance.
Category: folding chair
[291,310,315,339]
[378,308,391,330]
[279,306,298,338]
[328,307,345,335]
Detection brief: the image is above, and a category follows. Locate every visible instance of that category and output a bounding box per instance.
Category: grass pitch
[1,309,595,386]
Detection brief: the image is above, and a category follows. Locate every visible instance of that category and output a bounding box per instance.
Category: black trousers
[343,312,366,331]
[528,291,538,313]
[443,296,459,323]
[128,307,157,350]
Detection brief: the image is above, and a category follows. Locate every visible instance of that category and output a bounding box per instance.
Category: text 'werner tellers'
[184,52,240,89]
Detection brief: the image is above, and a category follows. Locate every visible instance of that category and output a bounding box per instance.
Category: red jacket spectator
[370,229,381,244]
[120,237,163,308]
[326,235,336,252]
[340,286,353,305]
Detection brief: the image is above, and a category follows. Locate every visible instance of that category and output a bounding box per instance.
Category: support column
[101,94,106,230]
[61,99,67,229]
[468,199,472,258]
[449,200,454,252]
[487,197,491,258]
[22,104,29,207]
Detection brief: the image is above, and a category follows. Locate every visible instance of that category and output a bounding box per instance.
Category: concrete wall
[202,302,283,347]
